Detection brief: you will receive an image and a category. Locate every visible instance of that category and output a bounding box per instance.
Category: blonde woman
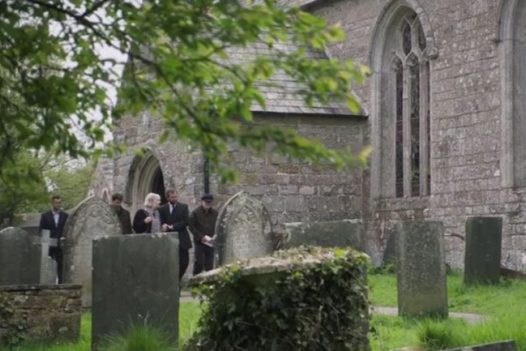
[133,192,161,233]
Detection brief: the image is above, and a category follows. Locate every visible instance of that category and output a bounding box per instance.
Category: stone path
[181,291,487,324]
[371,306,487,324]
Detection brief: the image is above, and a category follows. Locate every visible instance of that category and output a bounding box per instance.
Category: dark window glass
[402,21,412,55]
[409,57,420,196]
[425,61,431,194]
[395,59,404,197]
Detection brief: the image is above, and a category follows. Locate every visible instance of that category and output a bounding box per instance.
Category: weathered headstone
[92,233,179,350]
[62,197,121,307]
[464,217,502,285]
[444,340,516,351]
[283,219,365,251]
[215,191,273,265]
[397,221,448,318]
[0,227,40,285]
[40,229,57,284]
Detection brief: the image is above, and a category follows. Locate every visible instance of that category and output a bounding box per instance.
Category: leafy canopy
[0,0,369,181]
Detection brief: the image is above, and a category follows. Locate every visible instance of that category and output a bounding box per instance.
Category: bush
[186,246,370,351]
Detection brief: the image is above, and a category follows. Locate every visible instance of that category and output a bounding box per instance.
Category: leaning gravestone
[215,191,274,266]
[0,227,40,285]
[92,233,179,350]
[397,220,448,318]
[62,197,121,307]
[283,219,365,251]
[464,217,502,285]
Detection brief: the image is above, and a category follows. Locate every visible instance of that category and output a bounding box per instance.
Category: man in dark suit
[159,189,191,280]
[111,193,133,234]
[39,195,69,284]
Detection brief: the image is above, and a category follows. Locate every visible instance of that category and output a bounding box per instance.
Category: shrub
[186,246,370,351]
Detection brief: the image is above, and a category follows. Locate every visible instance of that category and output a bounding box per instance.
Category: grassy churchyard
[4,271,526,351]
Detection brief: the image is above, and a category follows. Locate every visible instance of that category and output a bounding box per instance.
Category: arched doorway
[125,153,167,213]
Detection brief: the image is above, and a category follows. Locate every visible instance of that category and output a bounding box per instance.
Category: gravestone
[283,219,365,251]
[40,229,57,284]
[62,197,121,307]
[0,227,40,285]
[464,217,502,285]
[215,191,273,265]
[444,340,516,351]
[92,233,179,350]
[397,221,448,318]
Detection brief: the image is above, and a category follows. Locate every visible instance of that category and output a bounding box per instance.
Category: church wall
[214,113,368,230]
[112,112,205,212]
[311,0,526,270]
[108,0,526,271]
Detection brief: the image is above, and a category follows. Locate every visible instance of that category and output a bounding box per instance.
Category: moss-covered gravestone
[215,191,273,265]
[91,233,179,350]
[283,219,365,251]
[397,221,448,318]
[464,217,502,285]
[62,197,121,307]
[188,247,370,351]
[0,227,40,285]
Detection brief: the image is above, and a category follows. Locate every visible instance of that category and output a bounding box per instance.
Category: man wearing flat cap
[189,193,218,275]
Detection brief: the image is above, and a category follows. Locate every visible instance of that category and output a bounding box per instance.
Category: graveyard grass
[1,302,201,351]
[5,274,526,350]
[369,271,526,351]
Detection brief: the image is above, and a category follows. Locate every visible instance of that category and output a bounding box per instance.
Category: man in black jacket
[189,194,218,275]
[159,189,191,280]
[39,195,69,284]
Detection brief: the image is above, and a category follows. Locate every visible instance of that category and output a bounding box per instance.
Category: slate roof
[227,41,360,116]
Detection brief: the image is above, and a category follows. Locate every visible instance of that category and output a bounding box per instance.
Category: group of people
[39,190,218,284]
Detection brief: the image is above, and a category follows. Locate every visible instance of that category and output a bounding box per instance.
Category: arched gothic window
[392,14,430,197]
[370,5,433,199]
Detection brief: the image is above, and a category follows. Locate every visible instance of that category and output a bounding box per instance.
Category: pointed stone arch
[369,0,434,198]
[498,0,526,187]
[125,151,167,213]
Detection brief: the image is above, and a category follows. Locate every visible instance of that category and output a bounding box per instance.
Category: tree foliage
[44,158,94,210]
[0,0,369,181]
[0,154,94,226]
[0,151,48,227]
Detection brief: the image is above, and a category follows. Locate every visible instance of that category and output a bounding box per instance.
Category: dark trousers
[193,243,214,275]
[49,247,63,284]
[179,249,189,280]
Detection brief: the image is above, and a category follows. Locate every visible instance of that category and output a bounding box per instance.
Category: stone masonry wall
[310,0,526,269]
[110,0,526,271]
[113,111,367,232]
[0,284,82,345]
[216,113,368,231]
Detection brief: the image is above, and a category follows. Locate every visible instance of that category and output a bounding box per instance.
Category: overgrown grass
[369,271,526,351]
[1,302,201,351]
[5,275,526,350]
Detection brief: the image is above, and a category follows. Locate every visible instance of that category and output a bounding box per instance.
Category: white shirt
[52,211,60,227]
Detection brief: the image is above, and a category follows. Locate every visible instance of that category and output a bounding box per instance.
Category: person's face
[112,199,122,207]
[153,197,161,209]
[52,198,62,211]
[167,192,178,204]
[202,200,213,209]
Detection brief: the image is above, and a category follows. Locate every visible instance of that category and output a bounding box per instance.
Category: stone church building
[92,0,526,271]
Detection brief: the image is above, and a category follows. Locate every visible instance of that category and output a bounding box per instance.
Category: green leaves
[1,0,369,183]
